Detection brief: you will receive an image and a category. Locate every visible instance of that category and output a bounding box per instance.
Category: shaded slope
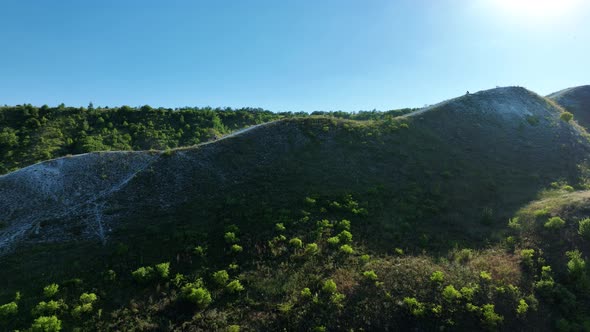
[548,85,590,129]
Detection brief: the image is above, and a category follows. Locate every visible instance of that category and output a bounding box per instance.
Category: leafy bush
[544,216,565,229]
[31,300,63,317]
[481,304,503,328]
[304,243,319,255]
[30,315,62,332]
[230,244,243,253]
[275,223,286,232]
[327,236,340,246]
[132,266,155,283]
[0,302,18,317]
[289,238,303,248]
[155,262,171,279]
[560,112,574,122]
[442,285,462,302]
[43,284,59,298]
[193,245,207,257]
[322,279,338,294]
[362,270,378,281]
[338,230,353,243]
[516,299,529,317]
[181,283,212,309]
[339,244,354,254]
[71,303,93,318]
[213,270,230,286]
[226,280,245,293]
[430,271,444,284]
[480,271,492,282]
[300,288,312,298]
[566,250,586,277]
[520,249,535,267]
[227,325,241,332]
[224,232,239,244]
[338,219,351,231]
[80,293,98,304]
[403,297,425,317]
[578,218,590,240]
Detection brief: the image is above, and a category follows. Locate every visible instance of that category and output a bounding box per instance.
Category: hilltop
[2,86,590,331]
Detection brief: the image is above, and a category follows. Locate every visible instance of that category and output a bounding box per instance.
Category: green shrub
[460,286,476,301]
[193,245,207,257]
[155,262,170,279]
[403,297,425,317]
[322,279,338,294]
[0,302,18,317]
[338,230,353,243]
[230,244,243,253]
[213,270,230,286]
[544,216,565,229]
[226,280,245,293]
[71,303,93,318]
[132,266,155,283]
[480,271,492,282]
[304,243,319,255]
[43,284,59,298]
[508,217,521,230]
[181,283,212,309]
[516,299,528,317]
[442,285,462,302]
[481,304,503,328]
[300,287,312,298]
[454,249,473,264]
[275,223,286,232]
[31,300,63,317]
[362,270,378,281]
[224,232,239,244]
[227,325,240,332]
[430,271,444,284]
[289,238,303,248]
[339,244,354,254]
[560,112,574,122]
[394,248,404,255]
[80,293,98,304]
[31,315,62,332]
[327,236,340,246]
[338,219,351,231]
[520,249,535,267]
[566,250,586,276]
[578,218,590,240]
[360,254,370,263]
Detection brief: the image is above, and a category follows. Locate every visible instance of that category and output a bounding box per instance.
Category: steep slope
[548,85,590,129]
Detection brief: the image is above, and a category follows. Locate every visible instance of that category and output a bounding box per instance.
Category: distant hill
[548,85,590,129]
[2,86,590,331]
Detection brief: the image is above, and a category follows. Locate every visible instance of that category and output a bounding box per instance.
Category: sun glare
[486,0,581,21]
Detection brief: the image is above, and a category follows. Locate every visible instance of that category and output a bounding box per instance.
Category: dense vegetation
[0,104,417,175]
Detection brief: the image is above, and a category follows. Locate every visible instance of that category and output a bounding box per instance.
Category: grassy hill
[2,86,590,331]
[548,85,590,130]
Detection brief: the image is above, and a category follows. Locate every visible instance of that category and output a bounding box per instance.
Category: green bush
[31,315,62,332]
[230,244,243,253]
[224,232,239,244]
[338,219,351,231]
[289,238,303,248]
[155,262,171,279]
[516,299,529,317]
[79,293,98,304]
[339,244,354,254]
[480,271,493,281]
[226,280,245,293]
[275,223,286,232]
[362,270,378,281]
[560,112,574,122]
[566,250,586,277]
[213,270,230,286]
[430,271,444,284]
[403,297,425,317]
[481,304,503,328]
[227,325,241,332]
[338,230,353,243]
[31,300,63,317]
[442,285,462,302]
[304,243,319,255]
[544,216,565,229]
[132,266,155,283]
[71,303,93,318]
[578,218,590,240]
[0,302,18,317]
[193,245,207,257]
[322,279,338,294]
[43,283,59,298]
[300,287,312,298]
[181,283,212,309]
[520,249,535,267]
[327,236,340,246]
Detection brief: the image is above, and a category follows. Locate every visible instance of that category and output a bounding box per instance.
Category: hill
[1,87,590,331]
[548,85,590,130]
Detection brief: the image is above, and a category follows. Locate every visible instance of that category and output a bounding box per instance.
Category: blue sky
[1,0,589,112]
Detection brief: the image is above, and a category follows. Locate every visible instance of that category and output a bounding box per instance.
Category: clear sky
[1,0,589,112]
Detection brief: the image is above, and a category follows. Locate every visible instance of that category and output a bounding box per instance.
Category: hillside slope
[2,87,590,331]
[548,85,590,129]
